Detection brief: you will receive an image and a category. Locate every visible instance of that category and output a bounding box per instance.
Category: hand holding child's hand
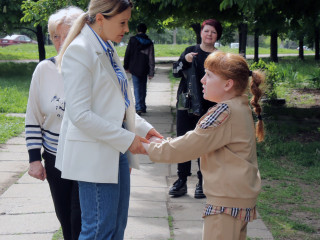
[129,135,149,155]
[146,128,163,140]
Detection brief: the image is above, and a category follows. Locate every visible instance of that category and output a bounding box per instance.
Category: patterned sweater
[25,58,65,162]
[148,95,261,209]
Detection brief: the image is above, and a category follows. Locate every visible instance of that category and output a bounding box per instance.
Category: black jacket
[124,33,155,78]
[173,44,216,114]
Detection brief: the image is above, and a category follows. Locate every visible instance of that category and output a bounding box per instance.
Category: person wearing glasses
[55,0,162,239]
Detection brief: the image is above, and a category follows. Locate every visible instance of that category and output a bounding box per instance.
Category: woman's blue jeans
[78,153,130,240]
[132,74,147,112]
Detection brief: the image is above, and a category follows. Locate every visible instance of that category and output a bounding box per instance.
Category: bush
[0,62,37,77]
[250,59,283,99]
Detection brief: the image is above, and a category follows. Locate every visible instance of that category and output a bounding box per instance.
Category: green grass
[254,108,320,240]
[0,44,309,60]
[52,228,63,240]
[0,44,57,60]
[0,114,25,144]
[0,62,35,113]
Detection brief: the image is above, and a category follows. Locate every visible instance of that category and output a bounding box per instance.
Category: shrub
[250,59,283,99]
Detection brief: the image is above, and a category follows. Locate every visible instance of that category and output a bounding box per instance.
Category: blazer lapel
[81,25,123,96]
[97,52,123,95]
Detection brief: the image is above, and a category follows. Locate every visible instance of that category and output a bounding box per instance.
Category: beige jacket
[148,95,261,208]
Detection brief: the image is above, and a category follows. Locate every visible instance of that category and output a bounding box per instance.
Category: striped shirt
[89,26,130,109]
[25,59,64,162]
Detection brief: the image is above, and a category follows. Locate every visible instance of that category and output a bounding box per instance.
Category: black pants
[176,109,202,182]
[43,151,81,240]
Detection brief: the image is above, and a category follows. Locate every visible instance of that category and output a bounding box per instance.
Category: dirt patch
[288,88,320,108]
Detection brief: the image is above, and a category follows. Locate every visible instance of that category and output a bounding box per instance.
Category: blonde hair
[48,6,84,42]
[57,0,133,68]
[204,51,265,142]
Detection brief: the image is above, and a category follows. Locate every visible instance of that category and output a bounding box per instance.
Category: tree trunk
[254,28,259,62]
[315,27,319,61]
[191,23,201,44]
[239,23,247,58]
[36,25,46,61]
[173,28,177,45]
[270,30,278,62]
[298,39,304,60]
[238,24,242,54]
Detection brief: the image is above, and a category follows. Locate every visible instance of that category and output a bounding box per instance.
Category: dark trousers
[176,109,203,182]
[43,151,81,240]
[132,74,148,112]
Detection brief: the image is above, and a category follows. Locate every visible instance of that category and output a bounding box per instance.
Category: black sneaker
[136,110,142,116]
[169,179,187,197]
[194,183,206,199]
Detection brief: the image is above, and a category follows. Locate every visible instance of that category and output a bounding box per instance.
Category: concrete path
[0,64,274,239]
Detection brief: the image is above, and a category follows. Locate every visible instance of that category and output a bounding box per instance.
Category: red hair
[201,19,223,40]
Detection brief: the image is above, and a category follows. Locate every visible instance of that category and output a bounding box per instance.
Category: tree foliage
[0,0,25,34]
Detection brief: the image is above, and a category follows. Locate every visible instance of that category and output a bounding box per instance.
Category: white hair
[48,6,84,41]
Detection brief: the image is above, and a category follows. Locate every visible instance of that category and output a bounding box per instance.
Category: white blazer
[55,24,153,183]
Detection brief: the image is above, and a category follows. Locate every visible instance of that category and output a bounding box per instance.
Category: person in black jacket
[124,23,155,115]
[171,19,223,198]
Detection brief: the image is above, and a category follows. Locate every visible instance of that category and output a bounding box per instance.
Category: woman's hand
[128,135,150,154]
[185,52,198,62]
[28,161,47,181]
[145,128,163,140]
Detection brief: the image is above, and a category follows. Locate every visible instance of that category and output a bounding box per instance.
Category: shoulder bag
[177,55,203,116]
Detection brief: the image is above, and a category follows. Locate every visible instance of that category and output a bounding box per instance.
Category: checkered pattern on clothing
[199,103,229,129]
[203,204,257,222]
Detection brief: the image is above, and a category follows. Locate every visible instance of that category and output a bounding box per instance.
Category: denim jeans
[132,74,147,112]
[78,153,130,240]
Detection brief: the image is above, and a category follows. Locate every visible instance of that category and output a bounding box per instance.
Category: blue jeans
[78,153,130,240]
[132,74,147,112]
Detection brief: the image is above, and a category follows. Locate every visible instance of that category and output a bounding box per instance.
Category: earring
[98,26,102,33]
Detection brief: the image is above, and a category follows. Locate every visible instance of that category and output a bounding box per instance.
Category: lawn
[0,43,309,60]
[256,106,320,240]
[0,114,25,144]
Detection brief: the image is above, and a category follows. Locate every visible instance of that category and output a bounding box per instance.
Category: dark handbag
[178,56,203,116]
[177,92,191,110]
[187,56,203,116]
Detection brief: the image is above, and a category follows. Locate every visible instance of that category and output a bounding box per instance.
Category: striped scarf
[89,26,130,109]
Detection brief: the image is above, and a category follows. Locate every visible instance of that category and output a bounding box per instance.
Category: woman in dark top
[171,19,223,198]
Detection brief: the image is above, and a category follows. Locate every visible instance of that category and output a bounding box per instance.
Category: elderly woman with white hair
[25,6,83,240]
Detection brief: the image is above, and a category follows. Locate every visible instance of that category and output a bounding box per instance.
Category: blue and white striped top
[25,59,65,162]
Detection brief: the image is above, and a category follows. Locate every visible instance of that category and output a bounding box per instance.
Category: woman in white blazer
[55,0,162,239]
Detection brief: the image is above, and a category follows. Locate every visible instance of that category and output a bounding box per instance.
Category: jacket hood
[135,33,152,50]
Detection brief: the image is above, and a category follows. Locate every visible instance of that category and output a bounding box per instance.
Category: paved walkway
[0,64,274,239]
